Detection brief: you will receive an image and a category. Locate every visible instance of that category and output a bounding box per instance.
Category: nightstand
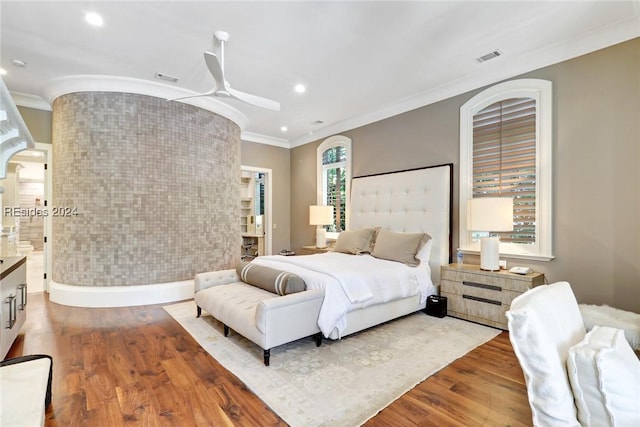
[440,263,545,330]
[298,245,331,255]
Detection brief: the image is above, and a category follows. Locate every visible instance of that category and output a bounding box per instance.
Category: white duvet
[252,252,435,338]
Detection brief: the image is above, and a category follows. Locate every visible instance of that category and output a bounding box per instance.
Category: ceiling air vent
[154,72,178,83]
[476,50,502,63]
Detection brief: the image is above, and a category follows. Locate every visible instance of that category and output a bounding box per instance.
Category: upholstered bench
[194,267,324,366]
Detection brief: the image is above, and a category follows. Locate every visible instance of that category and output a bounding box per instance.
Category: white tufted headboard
[349,164,452,285]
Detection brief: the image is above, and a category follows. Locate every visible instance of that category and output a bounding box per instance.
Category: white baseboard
[49,279,194,308]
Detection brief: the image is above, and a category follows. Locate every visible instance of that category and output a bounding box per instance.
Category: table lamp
[309,205,334,248]
[468,197,514,271]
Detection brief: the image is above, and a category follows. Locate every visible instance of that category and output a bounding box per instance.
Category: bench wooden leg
[196,306,202,318]
[263,349,270,366]
[223,324,229,337]
[313,332,322,347]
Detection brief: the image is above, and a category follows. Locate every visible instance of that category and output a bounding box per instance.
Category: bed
[253,164,452,339]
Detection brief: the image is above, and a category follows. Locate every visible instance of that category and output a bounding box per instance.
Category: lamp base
[315,226,327,248]
[480,236,500,271]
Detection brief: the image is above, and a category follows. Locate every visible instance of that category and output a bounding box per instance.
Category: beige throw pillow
[370,229,430,266]
[236,262,306,295]
[333,228,378,254]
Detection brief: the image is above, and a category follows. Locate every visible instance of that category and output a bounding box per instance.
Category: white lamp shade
[309,205,334,226]
[468,197,514,232]
[310,205,333,248]
[468,197,514,271]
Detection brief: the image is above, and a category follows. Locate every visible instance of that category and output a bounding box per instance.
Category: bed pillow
[370,229,430,266]
[333,228,378,254]
[236,262,306,295]
[416,238,433,266]
[567,326,640,427]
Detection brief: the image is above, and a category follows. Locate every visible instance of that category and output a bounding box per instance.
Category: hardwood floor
[7,293,532,426]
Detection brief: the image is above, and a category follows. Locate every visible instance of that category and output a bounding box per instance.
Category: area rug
[164,300,500,427]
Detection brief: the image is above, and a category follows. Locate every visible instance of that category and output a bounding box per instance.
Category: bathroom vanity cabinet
[0,256,27,359]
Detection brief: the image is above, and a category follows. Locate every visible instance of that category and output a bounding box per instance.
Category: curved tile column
[51,92,240,306]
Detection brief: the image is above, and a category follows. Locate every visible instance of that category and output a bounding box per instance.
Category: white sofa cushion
[506,281,585,426]
[567,326,640,427]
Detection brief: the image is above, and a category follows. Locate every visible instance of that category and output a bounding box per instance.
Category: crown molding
[10,91,52,111]
[241,131,290,148]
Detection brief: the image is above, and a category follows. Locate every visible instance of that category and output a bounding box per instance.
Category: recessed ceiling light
[294,84,306,94]
[280,126,288,132]
[0,68,7,76]
[85,12,104,27]
[11,59,26,68]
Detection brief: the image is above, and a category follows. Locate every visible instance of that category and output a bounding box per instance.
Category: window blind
[472,97,536,244]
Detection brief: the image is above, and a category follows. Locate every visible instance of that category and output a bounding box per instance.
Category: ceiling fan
[168,31,280,111]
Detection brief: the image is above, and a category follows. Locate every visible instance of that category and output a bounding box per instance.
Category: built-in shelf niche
[240,170,264,258]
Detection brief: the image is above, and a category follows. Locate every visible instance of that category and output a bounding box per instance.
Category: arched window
[317,135,352,238]
[460,79,553,260]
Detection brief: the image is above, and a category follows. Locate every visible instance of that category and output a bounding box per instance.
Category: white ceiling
[2,1,639,148]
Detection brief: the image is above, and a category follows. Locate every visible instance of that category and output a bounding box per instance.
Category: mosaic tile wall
[51,92,241,286]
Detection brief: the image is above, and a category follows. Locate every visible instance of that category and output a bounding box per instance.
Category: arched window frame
[317,135,352,240]
[459,79,554,261]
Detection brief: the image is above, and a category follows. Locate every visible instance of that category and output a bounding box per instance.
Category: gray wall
[52,92,241,286]
[240,140,291,253]
[17,106,52,144]
[291,37,640,312]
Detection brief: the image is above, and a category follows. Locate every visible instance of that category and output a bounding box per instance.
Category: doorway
[240,166,272,256]
[3,143,51,293]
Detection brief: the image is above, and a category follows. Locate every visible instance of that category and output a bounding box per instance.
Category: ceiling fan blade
[204,51,225,85]
[227,86,281,111]
[167,89,215,102]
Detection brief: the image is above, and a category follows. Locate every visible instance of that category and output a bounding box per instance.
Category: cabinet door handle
[463,294,502,306]
[18,283,27,310]
[463,281,502,292]
[4,295,17,329]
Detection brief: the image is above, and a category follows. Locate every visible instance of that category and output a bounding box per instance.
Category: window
[460,79,553,260]
[317,135,352,238]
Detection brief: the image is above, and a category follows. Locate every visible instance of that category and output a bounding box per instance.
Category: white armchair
[0,354,52,426]
[506,282,640,427]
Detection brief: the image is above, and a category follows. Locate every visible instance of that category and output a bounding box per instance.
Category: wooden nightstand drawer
[440,279,522,306]
[440,268,537,293]
[441,290,508,328]
[440,263,545,330]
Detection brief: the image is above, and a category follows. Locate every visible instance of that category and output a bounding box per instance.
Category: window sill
[460,249,555,262]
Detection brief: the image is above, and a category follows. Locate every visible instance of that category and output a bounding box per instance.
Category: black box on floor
[425,295,447,318]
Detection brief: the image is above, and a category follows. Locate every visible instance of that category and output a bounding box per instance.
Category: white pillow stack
[567,326,640,427]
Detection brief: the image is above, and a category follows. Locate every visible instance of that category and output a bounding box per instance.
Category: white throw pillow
[416,238,433,266]
[567,326,640,427]
[506,282,585,426]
